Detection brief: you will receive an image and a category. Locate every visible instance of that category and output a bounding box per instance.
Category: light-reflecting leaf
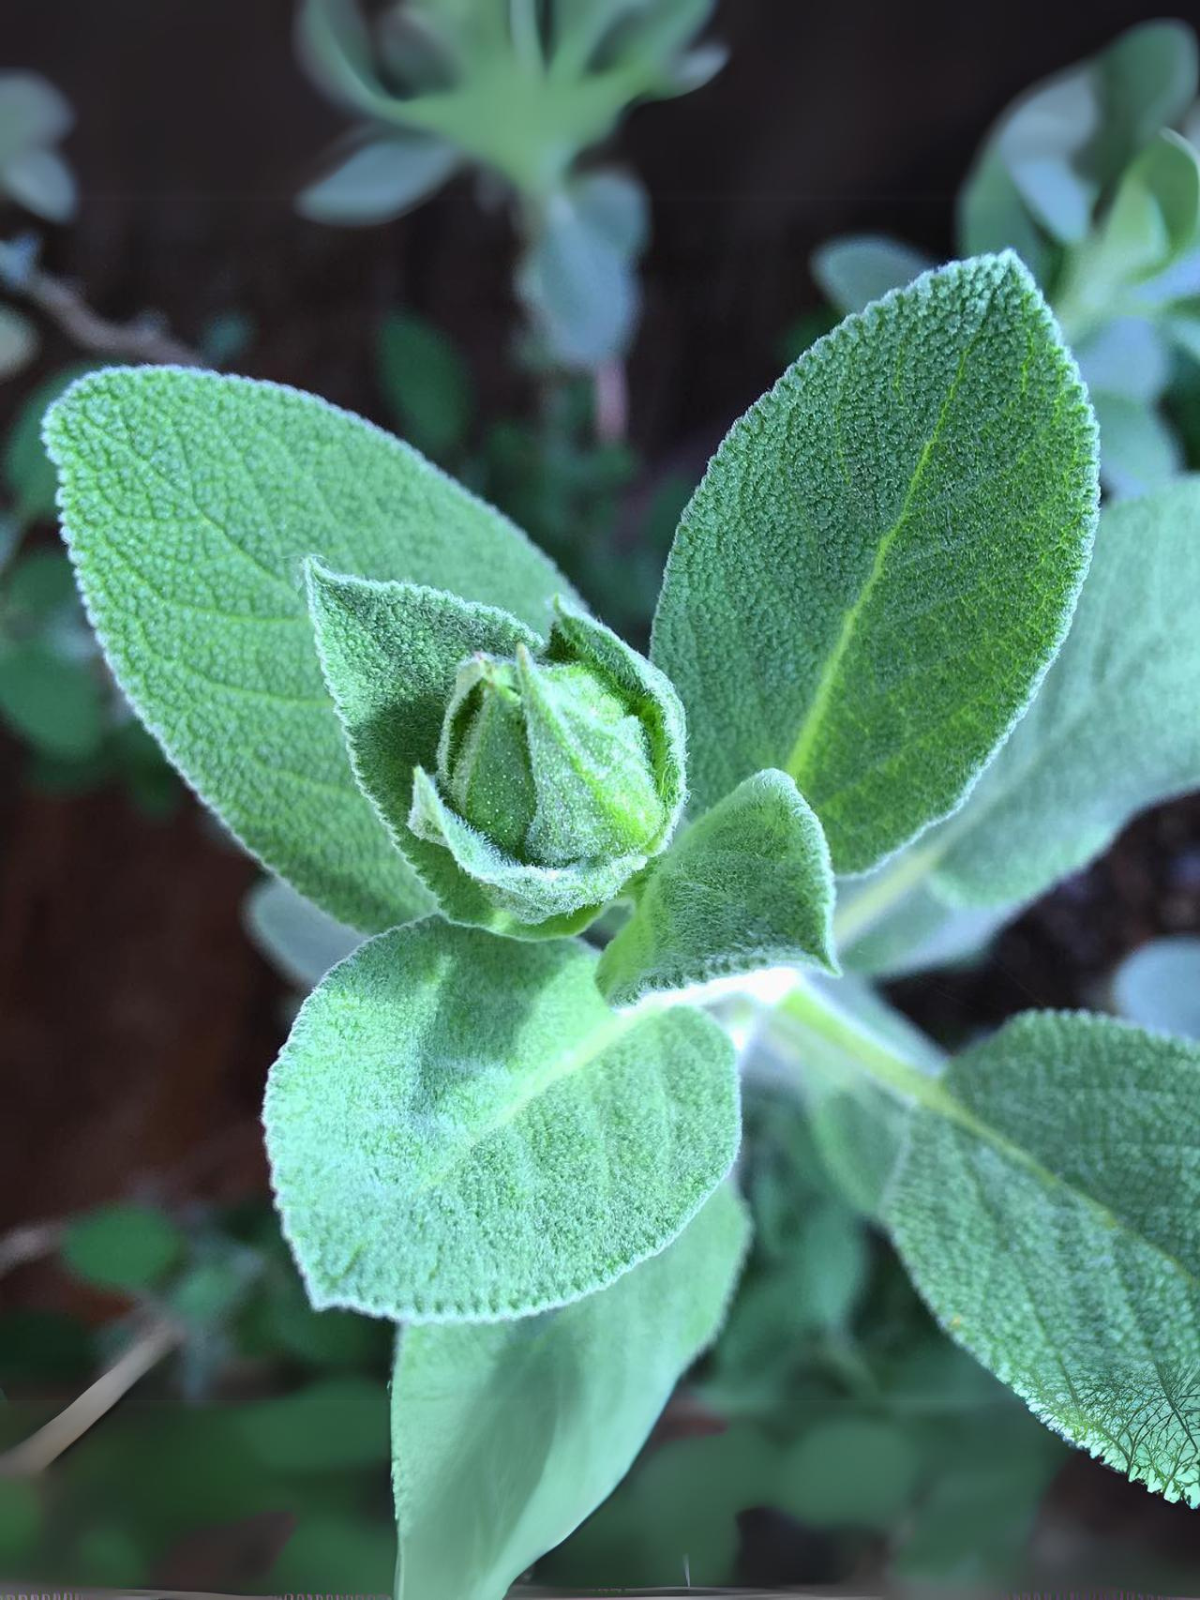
[811,234,935,315]
[0,146,76,222]
[887,1010,1200,1505]
[265,917,739,1322]
[653,253,1098,874]
[47,367,573,931]
[933,479,1200,906]
[1111,936,1200,1040]
[517,172,648,368]
[244,877,363,991]
[297,131,459,225]
[392,1184,748,1600]
[1092,392,1182,498]
[0,304,37,380]
[597,768,837,1005]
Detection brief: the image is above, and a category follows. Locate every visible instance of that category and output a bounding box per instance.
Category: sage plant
[45,250,1200,1595]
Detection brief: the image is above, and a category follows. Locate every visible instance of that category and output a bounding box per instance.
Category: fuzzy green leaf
[653,253,1098,875]
[886,1011,1200,1505]
[597,769,837,1005]
[46,367,573,931]
[391,1184,748,1600]
[265,917,739,1322]
[932,479,1200,907]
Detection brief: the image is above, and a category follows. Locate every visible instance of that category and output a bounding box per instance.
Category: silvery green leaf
[995,66,1100,244]
[1092,392,1182,498]
[838,876,1014,978]
[653,254,1098,875]
[597,768,837,1005]
[0,304,37,380]
[887,1010,1200,1505]
[811,234,936,315]
[956,147,1053,283]
[1075,316,1170,404]
[517,173,648,368]
[298,131,459,225]
[265,917,740,1322]
[391,1184,748,1600]
[932,479,1200,905]
[244,877,363,991]
[1111,936,1200,1040]
[46,367,573,931]
[1087,130,1200,290]
[0,72,72,161]
[0,146,76,223]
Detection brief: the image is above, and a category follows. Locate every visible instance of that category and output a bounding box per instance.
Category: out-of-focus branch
[0,1315,182,1477]
[0,233,201,366]
[0,1217,64,1280]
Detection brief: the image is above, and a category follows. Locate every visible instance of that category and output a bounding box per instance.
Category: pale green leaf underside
[265,918,740,1322]
[392,1183,749,1600]
[887,1010,1200,1505]
[597,769,838,1005]
[45,367,575,931]
[653,252,1098,875]
[932,478,1200,906]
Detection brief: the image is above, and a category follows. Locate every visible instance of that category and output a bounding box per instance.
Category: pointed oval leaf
[46,368,574,931]
[887,1010,1200,1505]
[265,918,740,1322]
[297,132,459,226]
[812,234,936,315]
[392,1184,748,1600]
[932,479,1200,906]
[653,253,1098,874]
[597,768,838,1005]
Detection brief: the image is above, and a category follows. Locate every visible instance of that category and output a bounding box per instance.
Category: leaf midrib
[784,328,981,791]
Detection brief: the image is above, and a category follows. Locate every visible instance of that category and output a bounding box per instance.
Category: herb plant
[297,0,722,373]
[813,20,1200,499]
[43,246,1200,1593]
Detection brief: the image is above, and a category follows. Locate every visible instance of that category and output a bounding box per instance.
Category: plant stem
[831,838,944,948]
[1,247,201,366]
[0,1316,182,1477]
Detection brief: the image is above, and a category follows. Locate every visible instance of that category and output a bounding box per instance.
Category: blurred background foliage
[3,1,1200,1590]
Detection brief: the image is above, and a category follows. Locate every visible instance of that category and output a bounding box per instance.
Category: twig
[0,235,202,366]
[0,1315,182,1476]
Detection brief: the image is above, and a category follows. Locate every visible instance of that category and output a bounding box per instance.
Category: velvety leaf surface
[653,253,1098,874]
[391,1184,748,1600]
[265,918,740,1322]
[307,564,543,930]
[597,769,837,1005]
[887,1011,1200,1504]
[46,367,573,930]
[933,479,1200,905]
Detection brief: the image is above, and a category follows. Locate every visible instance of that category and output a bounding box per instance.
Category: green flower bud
[437,646,667,869]
[407,600,687,933]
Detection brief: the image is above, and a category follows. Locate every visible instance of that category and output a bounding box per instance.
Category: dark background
[1,0,1195,1254]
